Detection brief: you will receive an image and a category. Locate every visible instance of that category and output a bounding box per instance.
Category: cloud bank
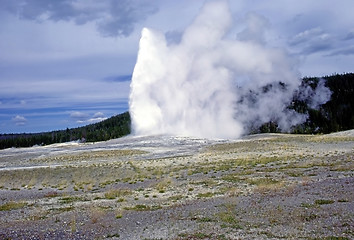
[1,0,157,37]
[129,0,331,139]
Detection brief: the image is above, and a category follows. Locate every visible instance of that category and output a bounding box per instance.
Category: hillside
[292,73,354,133]
[249,73,354,134]
[0,112,130,149]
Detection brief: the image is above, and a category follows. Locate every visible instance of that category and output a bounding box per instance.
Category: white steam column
[129,0,330,139]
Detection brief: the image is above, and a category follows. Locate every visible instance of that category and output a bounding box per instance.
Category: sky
[0,0,353,134]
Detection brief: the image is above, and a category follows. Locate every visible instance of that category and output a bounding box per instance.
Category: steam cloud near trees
[129,0,331,139]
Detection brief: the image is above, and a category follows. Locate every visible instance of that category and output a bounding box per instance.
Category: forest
[0,112,131,149]
[0,73,353,149]
[260,73,354,134]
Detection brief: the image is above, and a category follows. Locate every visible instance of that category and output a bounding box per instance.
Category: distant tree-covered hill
[1,73,353,149]
[295,73,354,133]
[259,73,354,134]
[0,112,131,149]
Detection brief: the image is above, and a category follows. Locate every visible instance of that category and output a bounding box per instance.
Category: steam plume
[129,0,330,139]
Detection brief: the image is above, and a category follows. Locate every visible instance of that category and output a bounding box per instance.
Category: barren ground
[0,131,353,239]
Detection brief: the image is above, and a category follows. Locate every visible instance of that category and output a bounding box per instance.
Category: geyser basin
[129,0,330,139]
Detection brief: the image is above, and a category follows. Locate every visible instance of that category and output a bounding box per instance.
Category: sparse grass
[300,212,318,222]
[59,196,88,204]
[106,233,120,238]
[322,237,349,240]
[217,211,242,229]
[70,215,76,233]
[124,204,162,211]
[191,179,218,187]
[196,216,214,222]
[246,177,286,193]
[38,149,147,163]
[155,178,173,193]
[314,199,335,205]
[0,162,137,190]
[168,195,184,202]
[115,209,123,219]
[0,201,27,211]
[286,171,303,177]
[222,174,244,183]
[49,206,74,213]
[246,177,279,186]
[90,207,105,224]
[44,191,59,198]
[196,192,215,198]
[178,232,213,239]
[1,132,353,238]
[301,202,315,208]
[104,188,132,200]
[310,135,354,143]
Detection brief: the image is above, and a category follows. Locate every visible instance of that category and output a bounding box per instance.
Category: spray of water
[129,0,330,139]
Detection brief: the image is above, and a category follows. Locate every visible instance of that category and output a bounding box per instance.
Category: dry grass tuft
[104,188,132,199]
[0,201,27,211]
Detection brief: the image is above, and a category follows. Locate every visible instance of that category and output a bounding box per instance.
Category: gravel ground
[0,132,353,239]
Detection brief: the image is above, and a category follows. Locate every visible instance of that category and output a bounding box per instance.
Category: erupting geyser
[129,0,330,139]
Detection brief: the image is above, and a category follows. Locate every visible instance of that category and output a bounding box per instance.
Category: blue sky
[0,0,353,133]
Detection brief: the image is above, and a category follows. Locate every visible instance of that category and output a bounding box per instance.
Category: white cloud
[289,28,333,54]
[12,115,27,126]
[85,112,107,124]
[78,117,107,124]
[290,28,325,45]
[93,112,105,118]
[70,111,107,124]
[70,111,89,121]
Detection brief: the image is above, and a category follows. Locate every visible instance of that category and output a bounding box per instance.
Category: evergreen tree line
[259,73,354,134]
[0,73,353,149]
[0,112,131,149]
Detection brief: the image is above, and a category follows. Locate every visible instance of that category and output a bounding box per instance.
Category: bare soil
[0,132,353,239]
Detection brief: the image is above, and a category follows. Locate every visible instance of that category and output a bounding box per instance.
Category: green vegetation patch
[178,232,213,239]
[104,188,132,200]
[48,206,74,213]
[246,177,279,186]
[124,204,162,211]
[217,211,242,229]
[59,196,89,204]
[196,192,215,198]
[168,195,184,202]
[222,174,244,183]
[309,237,349,240]
[106,233,120,238]
[0,201,27,211]
[314,199,335,205]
